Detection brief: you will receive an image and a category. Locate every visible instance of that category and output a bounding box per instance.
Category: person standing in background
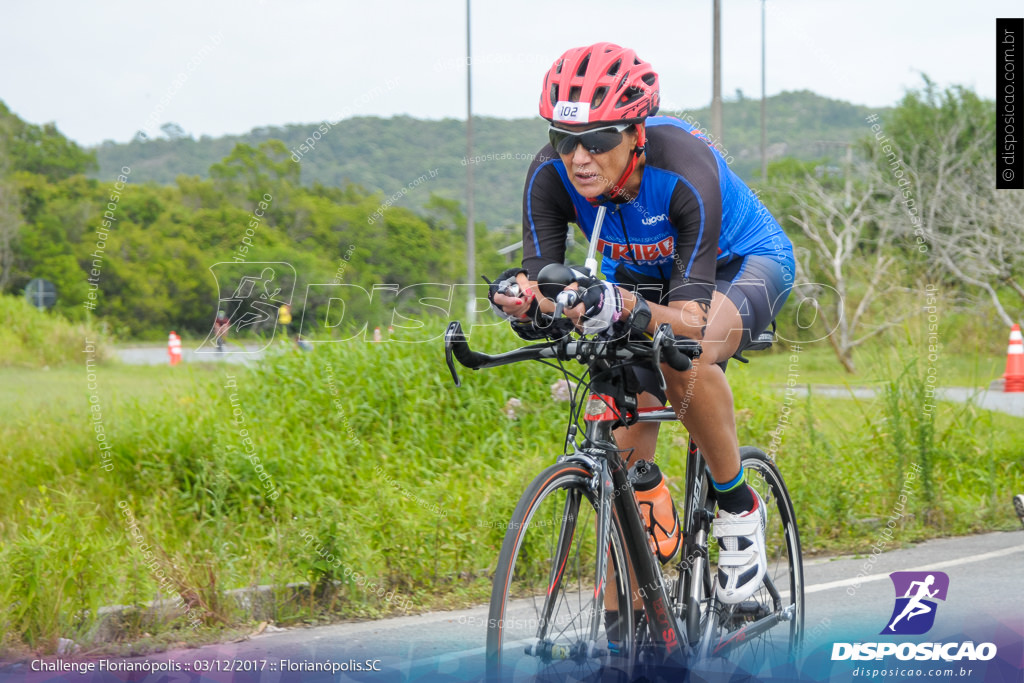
[278,303,293,338]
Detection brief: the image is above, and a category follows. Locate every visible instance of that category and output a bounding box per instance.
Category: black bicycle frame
[558,380,689,665]
[627,408,717,648]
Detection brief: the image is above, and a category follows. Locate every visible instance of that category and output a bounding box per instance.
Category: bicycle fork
[586,417,689,666]
[531,448,615,663]
[531,410,690,668]
[541,445,689,669]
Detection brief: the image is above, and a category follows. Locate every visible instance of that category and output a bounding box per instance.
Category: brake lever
[550,289,581,327]
[651,324,670,392]
[444,321,462,387]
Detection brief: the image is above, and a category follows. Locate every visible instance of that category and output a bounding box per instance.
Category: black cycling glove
[574,275,623,335]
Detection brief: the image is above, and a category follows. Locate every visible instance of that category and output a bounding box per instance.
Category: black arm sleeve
[665,150,722,305]
[521,146,577,279]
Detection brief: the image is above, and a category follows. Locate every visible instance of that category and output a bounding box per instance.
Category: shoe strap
[717,549,758,566]
[713,515,760,538]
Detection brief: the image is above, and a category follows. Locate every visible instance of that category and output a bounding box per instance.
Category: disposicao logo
[831,570,997,662]
[882,571,949,635]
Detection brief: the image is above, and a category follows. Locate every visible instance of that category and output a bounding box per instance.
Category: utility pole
[711,0,723,144]
[464,0,476,323]
[761,0,767,180]
[844,143,853,207]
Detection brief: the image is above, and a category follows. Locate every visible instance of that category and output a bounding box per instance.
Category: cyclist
[488,42,795,647]
[214,309,230,352]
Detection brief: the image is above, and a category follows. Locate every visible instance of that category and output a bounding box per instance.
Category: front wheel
[702,447,805,672]
[485,461,635,681]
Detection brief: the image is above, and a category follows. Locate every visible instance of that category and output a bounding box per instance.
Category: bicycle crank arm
[708,609,790,658]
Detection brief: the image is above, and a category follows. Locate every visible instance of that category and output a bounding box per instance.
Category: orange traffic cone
[168,331,183,366]
[1004,324,1024,392]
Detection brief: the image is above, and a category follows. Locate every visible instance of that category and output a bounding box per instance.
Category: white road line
[404,543,1024,669]
[803,543,1024,595]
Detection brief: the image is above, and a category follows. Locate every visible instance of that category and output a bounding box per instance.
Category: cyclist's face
[557,123,638,199]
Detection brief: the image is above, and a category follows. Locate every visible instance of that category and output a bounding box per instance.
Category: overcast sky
[0,1,1016,147]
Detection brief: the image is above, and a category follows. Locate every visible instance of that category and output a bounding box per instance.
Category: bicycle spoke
[486,464,633,679]
[696,448,804,675]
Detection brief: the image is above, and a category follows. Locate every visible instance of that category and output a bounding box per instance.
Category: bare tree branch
[787,167,910,372]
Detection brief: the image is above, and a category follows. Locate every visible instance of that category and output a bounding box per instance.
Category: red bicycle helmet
[539,42,660,125]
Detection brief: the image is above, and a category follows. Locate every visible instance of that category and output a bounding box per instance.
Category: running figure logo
[881,571,949,635]
[200,261,296,354]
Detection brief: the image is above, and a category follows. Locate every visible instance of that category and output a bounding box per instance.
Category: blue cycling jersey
[522,116,794,303]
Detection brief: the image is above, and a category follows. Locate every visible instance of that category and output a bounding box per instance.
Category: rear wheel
[702,447,804,671]
[485,461,635,681]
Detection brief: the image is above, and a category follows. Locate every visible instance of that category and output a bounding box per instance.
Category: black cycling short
[617,254,793,403]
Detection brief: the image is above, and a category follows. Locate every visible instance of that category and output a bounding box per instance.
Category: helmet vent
[576,54,591,77]
[555,59,563,74]
[569,85,582,102]
[619,86,644,107]
[642,74,656,86]
[592,86,608,108]
[607,59,621,76]
[549,83,559,105]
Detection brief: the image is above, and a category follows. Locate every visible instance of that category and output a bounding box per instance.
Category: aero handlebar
[444,320,701,388]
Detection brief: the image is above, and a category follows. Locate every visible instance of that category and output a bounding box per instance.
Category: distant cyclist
[214,310,230,352]
[488,42,795,649]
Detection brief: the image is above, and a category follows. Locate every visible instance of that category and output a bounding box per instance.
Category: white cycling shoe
[713,487,768,604]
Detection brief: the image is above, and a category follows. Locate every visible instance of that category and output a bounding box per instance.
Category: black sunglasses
[548,123,632,155]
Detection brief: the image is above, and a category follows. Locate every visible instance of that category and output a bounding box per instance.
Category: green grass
[0,364,209,418]
[1,324,1021,656]
[746,343,1005,389]
[0,295,113,369]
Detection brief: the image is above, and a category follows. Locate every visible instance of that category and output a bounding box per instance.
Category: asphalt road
[790,385,1024,418]
[7,529,1017,682]
[117,342,267,365]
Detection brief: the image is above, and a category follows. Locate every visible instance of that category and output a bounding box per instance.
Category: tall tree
[0,100,96,181]
[0,119,20,290]
[867,79,1024,326]
[0,180,21,291]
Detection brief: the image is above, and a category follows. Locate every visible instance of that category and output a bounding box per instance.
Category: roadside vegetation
[1,316,1021,656]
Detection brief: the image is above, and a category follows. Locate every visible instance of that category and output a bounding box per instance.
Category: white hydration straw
[583,205,606,277]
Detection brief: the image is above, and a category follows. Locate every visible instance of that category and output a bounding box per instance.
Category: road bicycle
[444,277,804,681]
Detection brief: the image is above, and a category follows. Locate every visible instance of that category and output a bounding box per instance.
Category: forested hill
[94,90,883,228]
